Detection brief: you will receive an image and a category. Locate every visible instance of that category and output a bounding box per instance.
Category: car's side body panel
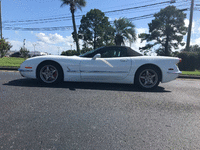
[80,57,132,81]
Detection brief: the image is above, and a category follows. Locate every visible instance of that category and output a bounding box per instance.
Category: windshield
[79,47,104,57]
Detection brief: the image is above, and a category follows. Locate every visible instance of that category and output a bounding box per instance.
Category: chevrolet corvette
[18,46,182,89]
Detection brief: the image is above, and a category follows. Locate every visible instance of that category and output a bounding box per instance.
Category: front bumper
[18,69,33,72]
[18,68,33,77]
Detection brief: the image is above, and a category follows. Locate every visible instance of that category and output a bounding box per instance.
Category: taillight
[179,58,182,63]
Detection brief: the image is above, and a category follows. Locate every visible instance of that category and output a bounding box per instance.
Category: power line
[107,1,188,17]
[1,13,163,31]
[3,25,75,31]
[104,1,171,14]
[2,1,190,31]
[3,1,173,25]
[4,3,189,28]
[3,7,189,31]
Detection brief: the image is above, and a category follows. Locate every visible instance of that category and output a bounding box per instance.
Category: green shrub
[61,50,80,56]
[61,48,93,56]
[177,52,198,71]
[197,53,200,70]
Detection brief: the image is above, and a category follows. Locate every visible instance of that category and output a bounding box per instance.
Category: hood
[26,55,79,61]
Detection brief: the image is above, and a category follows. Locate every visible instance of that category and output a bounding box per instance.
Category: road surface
[0,71,200,149]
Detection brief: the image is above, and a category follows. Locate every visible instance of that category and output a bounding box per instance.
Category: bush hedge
[177,52,200,71]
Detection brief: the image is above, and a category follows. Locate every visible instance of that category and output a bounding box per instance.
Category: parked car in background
[10,52,21,57]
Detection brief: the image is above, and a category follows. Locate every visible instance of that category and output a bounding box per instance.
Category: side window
[83,50,99,58]
[120,47,127,57]
[101,47,127,58]
[101,49,114,58]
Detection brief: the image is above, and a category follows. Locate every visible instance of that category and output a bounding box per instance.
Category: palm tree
[113,18,136,46]
[60,0,86,53]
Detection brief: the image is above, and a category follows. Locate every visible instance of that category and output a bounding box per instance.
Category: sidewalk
[0,67,200,79]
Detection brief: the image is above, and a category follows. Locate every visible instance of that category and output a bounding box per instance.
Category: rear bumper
[162,66,182,83]
[167,71,182,74]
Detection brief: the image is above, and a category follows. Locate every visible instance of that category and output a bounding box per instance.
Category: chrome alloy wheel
[139,69,159,89]
[40,65,58,83]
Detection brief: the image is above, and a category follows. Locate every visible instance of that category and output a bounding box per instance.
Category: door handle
[120,59,128,62]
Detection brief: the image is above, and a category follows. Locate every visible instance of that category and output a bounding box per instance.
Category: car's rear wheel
[37,62,63,84]
[135,66,160,89]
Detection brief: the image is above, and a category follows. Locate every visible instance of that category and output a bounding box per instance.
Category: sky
[2,0,200,55]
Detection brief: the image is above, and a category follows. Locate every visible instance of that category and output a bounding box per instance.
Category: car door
[80,47,132,81]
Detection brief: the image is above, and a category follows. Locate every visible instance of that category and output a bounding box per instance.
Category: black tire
[36,62,63,84]
[135,66,160,89]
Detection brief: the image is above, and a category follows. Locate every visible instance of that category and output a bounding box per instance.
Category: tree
[61,47,92,56]
[182,44,200,52]
[139,6,187,56]
[80,47,92,54]
[60,0,86,53]
[103,26,115,46]
[113,18,136,46]
[61,50,79,56]
[78,9,114,49]
[20,47,29,58]
[0,38,12,58]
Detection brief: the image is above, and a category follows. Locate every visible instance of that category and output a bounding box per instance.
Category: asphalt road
[0,71,200,150]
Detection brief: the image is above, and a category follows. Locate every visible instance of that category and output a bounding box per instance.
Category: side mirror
[92,53,101,60]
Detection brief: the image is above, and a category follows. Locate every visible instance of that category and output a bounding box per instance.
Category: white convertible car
[18,46,181,89]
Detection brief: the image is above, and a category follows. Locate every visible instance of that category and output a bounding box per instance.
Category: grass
[0,57,25,67]
[181,70,200,76]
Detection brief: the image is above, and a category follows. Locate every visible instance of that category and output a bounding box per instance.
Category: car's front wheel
[135,66,160,89]
[37,62,63,84]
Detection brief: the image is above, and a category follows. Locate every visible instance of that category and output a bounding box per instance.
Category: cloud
[7,32,84,55]
[15,31,19,34]
[8,39,76,55]
[8,40,23,51]
[184,19,189,27]
[191,38,200,46]
[108,17,115,21]
[136,28,148,34]
[184,19,197,33]
[35,33,73,45]
[124,28,149,52]
[198,27,200,33]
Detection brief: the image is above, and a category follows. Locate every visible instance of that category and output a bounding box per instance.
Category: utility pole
[0,0,2,39]
[33,44,36,56]
[23,39,26,49]
[57,47,60,55]
[186,0,194,51]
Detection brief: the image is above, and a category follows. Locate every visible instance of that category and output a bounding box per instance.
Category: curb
[178,75,200,79]
[0,67,19,71]
[0,67,200,79]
